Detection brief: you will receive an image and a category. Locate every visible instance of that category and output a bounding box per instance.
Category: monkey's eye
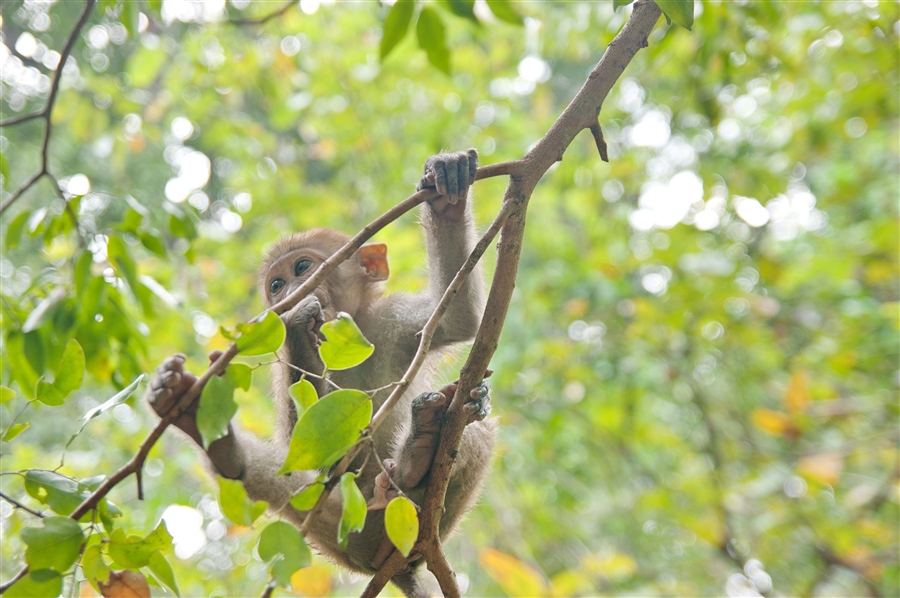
[294,259,312,277]
[270,278,286,295]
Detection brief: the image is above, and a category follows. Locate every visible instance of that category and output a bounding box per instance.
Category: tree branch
[229,0,298,25]
[0,0,96,216]
[0,492,44,518]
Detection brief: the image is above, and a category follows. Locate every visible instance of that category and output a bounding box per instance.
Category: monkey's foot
[146,354,202,444]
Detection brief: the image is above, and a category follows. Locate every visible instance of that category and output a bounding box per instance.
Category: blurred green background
[1,0,897,595]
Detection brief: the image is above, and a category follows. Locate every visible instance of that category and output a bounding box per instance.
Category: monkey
[147,149,497,597]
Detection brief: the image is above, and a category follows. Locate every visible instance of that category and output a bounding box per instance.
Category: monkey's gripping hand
[393,379,491,492]
[417,149,478,222]
[146,354,203,446]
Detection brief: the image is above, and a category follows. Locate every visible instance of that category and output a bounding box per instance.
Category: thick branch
[416,0,662,575]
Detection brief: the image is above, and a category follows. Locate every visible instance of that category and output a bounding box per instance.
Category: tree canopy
[1,0,897,596]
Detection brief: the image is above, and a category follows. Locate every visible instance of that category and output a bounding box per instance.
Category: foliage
[1,0,897,596]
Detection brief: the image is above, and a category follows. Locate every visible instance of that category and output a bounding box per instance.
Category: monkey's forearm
[421,203,486,345]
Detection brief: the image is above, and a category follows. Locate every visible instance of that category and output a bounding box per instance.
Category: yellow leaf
[797,451,843,485]
[480,547,548,598]
[549,569,594,597]
[784,372,810,413]
[751,408,797,437]
[582,552,638,580]
[290,562,332,597]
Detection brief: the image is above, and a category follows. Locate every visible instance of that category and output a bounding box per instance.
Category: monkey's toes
[464,381,491,423]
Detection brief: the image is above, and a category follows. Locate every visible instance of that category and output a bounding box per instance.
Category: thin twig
[259,579,277,598]
[229,0,298,25]
[0,492,44,518]
[589,122,609,162]
[0,0,96,218]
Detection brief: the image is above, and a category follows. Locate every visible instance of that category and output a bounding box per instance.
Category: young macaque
[147,150,497,597]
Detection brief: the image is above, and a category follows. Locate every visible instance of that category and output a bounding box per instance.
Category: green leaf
[21,516,85,573]
[439,0,476,22]
[416,8,451,75]
[148,552,180,597]
[485,0,523,24]
[613,0,634,9]
[35,339,85,406]
[5,569,63,597]
[318,313,374,370]
[4,210,30,250]
[290,482,325,511]
[289,378,318,416]
[126,44,168,88]
[108,521,173,569]
[0,151,9,188]
[3,422,29,442]
[655,0,693,29]
[0,386,15,404]
[24,470,86,516]
[384,497,419,557]
[81,374,145,422]
[22,288,66,333]
[197,364,251,446]
[235,311,286,356]
[380,0,415,60]
[5,332,39,399]
[278,390,372,474]
[257,521,311,587]
[139,230,167,257]
[82,542,111,590]
[219,477,266,526]
[338,473,367,550]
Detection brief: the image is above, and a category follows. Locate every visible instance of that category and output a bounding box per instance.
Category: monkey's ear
[358,243,389,281]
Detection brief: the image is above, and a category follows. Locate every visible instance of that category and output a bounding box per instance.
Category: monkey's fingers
[207,350,227,377]
[466,148,478,185]
[464,381,491,423]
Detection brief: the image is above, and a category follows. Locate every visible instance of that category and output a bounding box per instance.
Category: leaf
[82,375,145,422]
[380,0,415,60]
[655,0,693,29]
[416,8,451,75]
[22,287,66,333]
[36,339,85,407]
[751,408,799,438]
[148,552,180,597]
[439,0,476,22]
[5,569,63,597]
[126,45,167,88]
[98,570,151,598]
[24,470,86,515]
[318,313,374,370]
[486,0,523,24]
[4,210,30,250]
[612,0,634,10]
[3,422,29,441]
[290,482,325,511]
[338,473,367,550]
[384,497,418,557]
[5,332,39,399]
[196,364,251,446]
[798,451,844,485]
[234,311,286,356]
[107,522,173,569]
[219,477,266,526]
[257,521,311,588]
[289,378,319,417]
[21,516,85,573]
[278,390,372,474]
[0,151,9,188]
[139,231,166,257]
[0,386,15,404]
[82,543,112,590]
[480,547,548,598]
[784,371,810,413]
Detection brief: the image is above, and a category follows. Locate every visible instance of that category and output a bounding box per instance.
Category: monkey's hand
[282,295,326,350]
[146,354,204,445]
[417,149,478,222]
[395,379,491,490]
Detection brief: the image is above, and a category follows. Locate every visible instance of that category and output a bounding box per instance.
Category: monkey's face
[262,246,327,308]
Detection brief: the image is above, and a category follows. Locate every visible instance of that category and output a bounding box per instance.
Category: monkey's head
[259,228,389,321]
